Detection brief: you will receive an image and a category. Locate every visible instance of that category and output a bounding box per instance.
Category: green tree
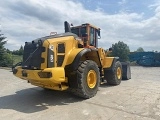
[111,41,130,61]
[6,48,12,54]
[12,45,24,55]
[1,52,12,66]
[136,47,144,52]
[0,32,7,66]
[0,31,12,67]
[0,33,6,53]
[19,45,24,55]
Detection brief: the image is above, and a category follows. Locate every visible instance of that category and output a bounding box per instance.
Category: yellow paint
[14,67,65,82]
[117,67,122,79]
[47,36,84,67]
[103,57,114,68]
[87,70,97,88]
[14,66,68,91]
[66,48,84,64]
[97,48,114,68]
[30,81,68,91]
[84,50,101,67]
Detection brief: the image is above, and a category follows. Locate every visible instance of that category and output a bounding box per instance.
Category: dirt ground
[0,66,160,120]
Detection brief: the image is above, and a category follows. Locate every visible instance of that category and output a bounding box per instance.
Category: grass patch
[12,55,22,65]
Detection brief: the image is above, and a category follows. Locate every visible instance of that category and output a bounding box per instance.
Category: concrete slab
[0,66,160,120]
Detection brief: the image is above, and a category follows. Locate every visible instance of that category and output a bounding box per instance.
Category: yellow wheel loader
[13,21,131,98]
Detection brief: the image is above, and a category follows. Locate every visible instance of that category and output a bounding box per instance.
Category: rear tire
[106,61,122,85]
[121,62,131,80]
[69,60,100,98]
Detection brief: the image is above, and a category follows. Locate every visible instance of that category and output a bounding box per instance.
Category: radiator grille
[57,43,65,67]
[57,55,65,67]
[58,43,65,53]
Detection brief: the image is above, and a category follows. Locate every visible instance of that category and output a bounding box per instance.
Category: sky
[0,0,160,52]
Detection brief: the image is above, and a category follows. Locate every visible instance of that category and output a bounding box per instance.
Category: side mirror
[98,30,100,36]
[97,29,101,39]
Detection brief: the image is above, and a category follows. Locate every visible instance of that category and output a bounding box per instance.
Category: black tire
[69,60,100,99]
[121,62,131,80]
[106,61,122,85]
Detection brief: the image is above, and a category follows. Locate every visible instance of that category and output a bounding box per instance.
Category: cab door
[89,27,98,47]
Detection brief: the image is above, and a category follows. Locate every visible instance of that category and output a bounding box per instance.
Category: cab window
[90,27,95,46]
[71,28,80,36]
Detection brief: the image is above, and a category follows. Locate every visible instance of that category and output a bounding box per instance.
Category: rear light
[38,72,52,78]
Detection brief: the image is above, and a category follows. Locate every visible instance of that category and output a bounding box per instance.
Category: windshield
[80,27,86,35]
[71,27,86,37]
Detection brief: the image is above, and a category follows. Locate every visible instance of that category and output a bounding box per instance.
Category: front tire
[69,60,100,98]
[106,61,122,85]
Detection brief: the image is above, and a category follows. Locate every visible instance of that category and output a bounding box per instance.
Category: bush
[0,52,12,67]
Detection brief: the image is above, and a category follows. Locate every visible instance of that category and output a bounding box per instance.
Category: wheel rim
[87,70,97,88]
[117,67,122,79]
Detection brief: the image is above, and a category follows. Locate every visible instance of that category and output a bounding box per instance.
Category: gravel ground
[0,66,160,120]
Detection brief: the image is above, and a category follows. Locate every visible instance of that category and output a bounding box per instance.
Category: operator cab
[71,23,101,48]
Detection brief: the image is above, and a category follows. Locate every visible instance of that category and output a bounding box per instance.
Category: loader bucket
[121,62,131,80]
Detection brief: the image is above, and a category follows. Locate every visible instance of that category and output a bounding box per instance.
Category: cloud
[118,0,127,5]
[0,0,160,51]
